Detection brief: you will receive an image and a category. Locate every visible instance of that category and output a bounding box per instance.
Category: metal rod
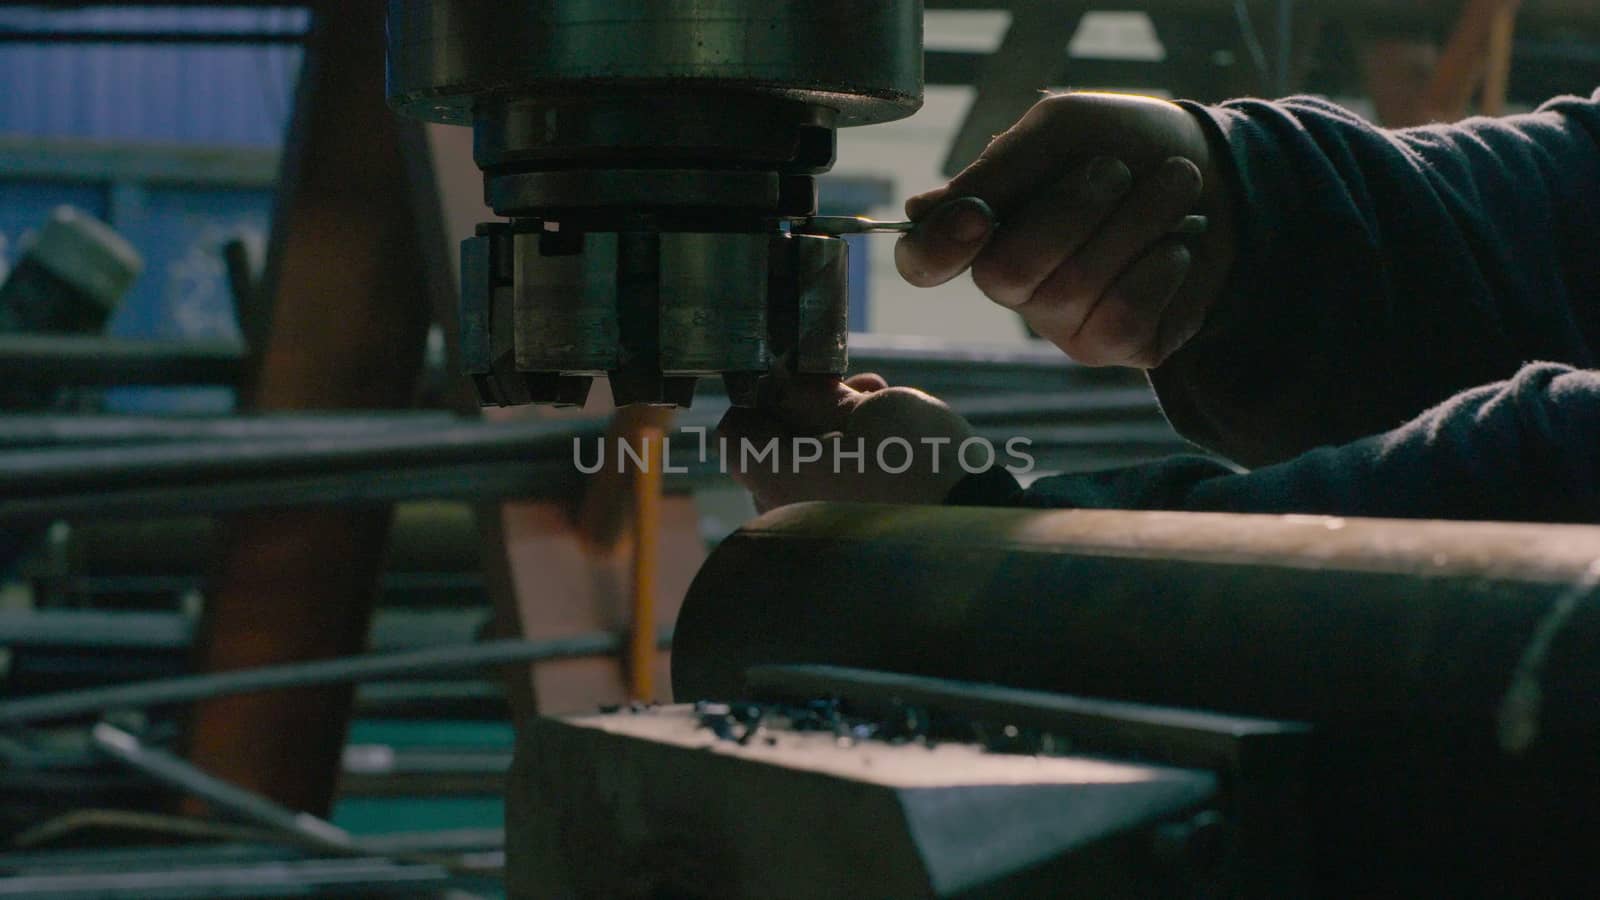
[0,29,307,46]
[629,425,665,701]
[0,856,459,899]
[0,335,246,386]
[90,723,355,854]
[797,213,1207,238]
[0,412,456,449]
[0,417,600,496]
[0,630,670,727]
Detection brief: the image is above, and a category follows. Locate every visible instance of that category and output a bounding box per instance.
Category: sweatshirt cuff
[1173,99,1279,335]
[943,466,1024,507]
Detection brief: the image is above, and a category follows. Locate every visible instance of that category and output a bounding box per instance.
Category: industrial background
[0,2,1596,898]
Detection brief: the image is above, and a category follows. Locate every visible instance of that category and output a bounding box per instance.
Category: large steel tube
[673,503,1600,895]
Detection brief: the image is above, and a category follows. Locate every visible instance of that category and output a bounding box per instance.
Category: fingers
[725,374,888,450]
[716,407,853,511]
[772,377,861,435]
[968,156,1132,309]
[904,92,1196,222]
[716,406,782,494]
[1014,157,1204,366]
[904,95,1085,222]
[844,372,889,392]
[893,197,997,288]
[1067,239,1194,367]
[716,375,865,503]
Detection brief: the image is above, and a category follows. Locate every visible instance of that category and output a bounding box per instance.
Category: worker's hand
[897,92,1238,369]
[717,374,976,512]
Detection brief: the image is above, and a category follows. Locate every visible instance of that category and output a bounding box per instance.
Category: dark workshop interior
[1,2,1599,898]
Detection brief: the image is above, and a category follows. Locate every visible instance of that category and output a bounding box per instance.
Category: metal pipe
[0,417,609,496]
[629,425,666,701]
[90,724,355,853]
[576,406,677,553]
[0,415,709,526]
[0,630,670,727]
[921,0,1600,28]
[675,504,1600,727]
[0,335,245,386]
[0,29,307,45]
[0,412,455,449]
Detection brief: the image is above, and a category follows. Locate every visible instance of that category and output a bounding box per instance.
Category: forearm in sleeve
[953,364,1600,525]
[1151,93,1600,467]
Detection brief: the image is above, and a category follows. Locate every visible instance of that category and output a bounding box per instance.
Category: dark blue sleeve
[950,363,1600,525]
[1151,92,1600,468]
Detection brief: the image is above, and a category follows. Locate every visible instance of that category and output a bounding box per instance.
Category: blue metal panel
[0,181,108,261]
[103,184,274,413]
[0,6,305,147]
[845,235,871,332]
[107,186,269,342]
[0,7,303,410]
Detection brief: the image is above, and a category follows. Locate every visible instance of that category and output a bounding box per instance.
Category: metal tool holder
[387,0,926,407]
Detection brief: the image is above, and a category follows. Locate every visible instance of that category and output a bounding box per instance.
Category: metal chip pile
[682,698,1069,756]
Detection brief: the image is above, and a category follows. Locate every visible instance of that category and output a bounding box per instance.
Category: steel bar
[0,440,1191,526]
[0,459,584,525]
[925,50,1178,89]
[0,408,1197,527]
[0,415,692,497]
[0,856,463,899]
[673,503,1600,895]
[0,630,669,727]
[629,426,665,701]
[0,29,307,45]
[90,723,355,853]
[0,137,278,189]
[0,609,495,656]
[0,331,1136,396]
[0,335,245,387]
[0,391,1166,449]
[923,0,1600,28]
[679,504,1600,727]
[30,0,1600,26]
[0,610,192,650]
[746,664,1307,766]
[0,829,501,873]
[0,412,454,449]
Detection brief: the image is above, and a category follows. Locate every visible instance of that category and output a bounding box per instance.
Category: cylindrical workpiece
[672,503,1600,895]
